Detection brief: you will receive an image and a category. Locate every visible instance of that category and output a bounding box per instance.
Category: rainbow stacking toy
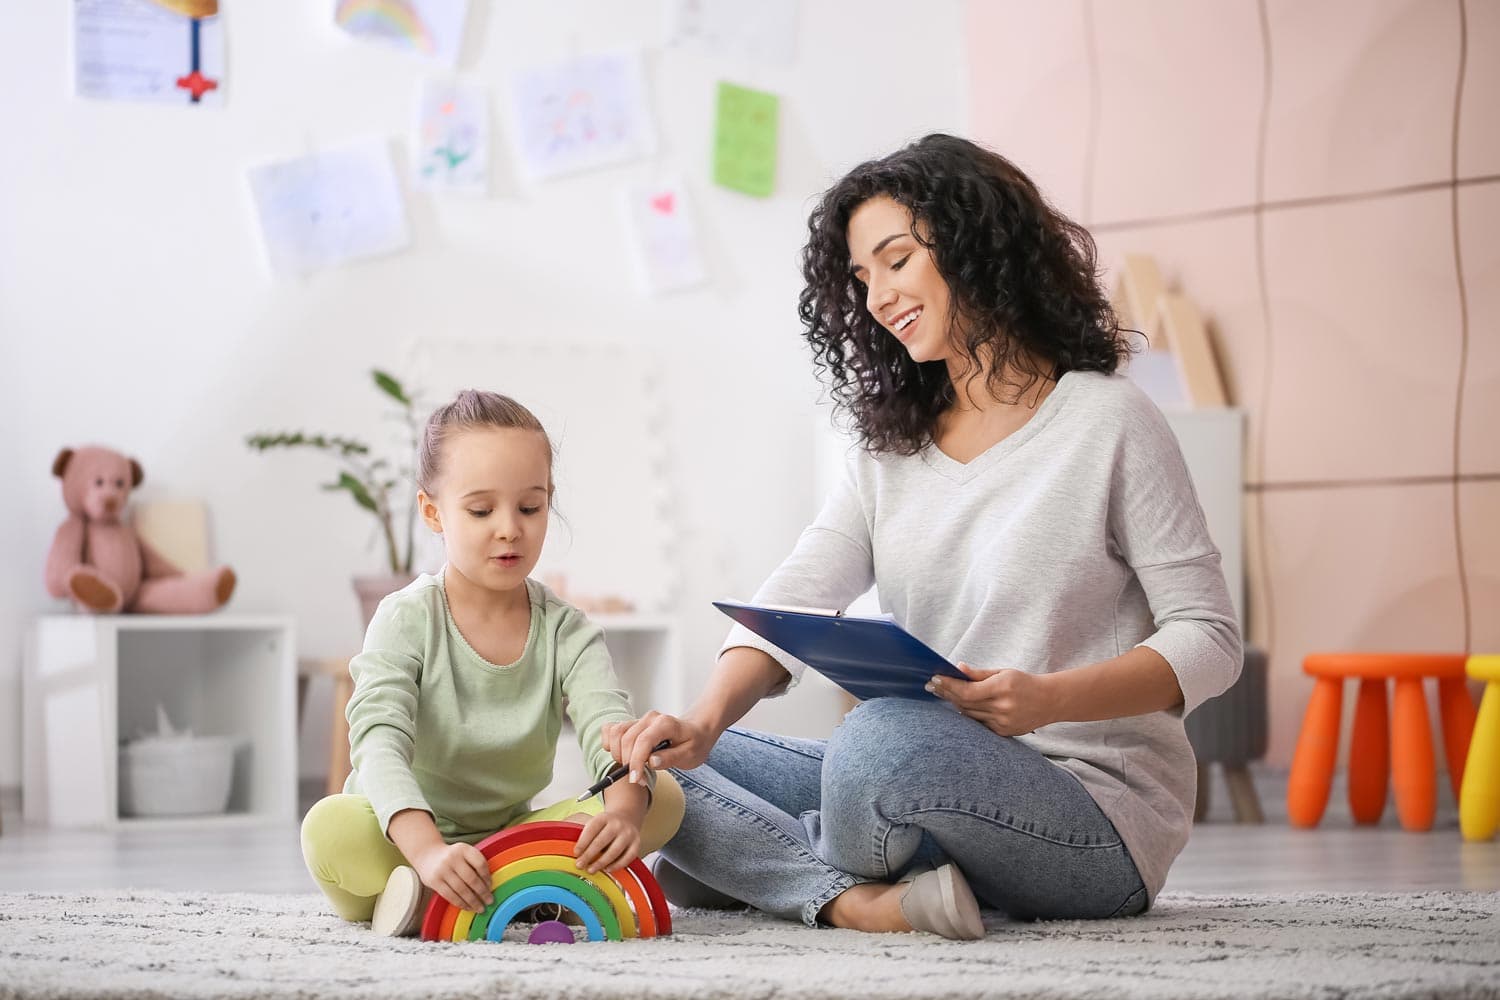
[419,821,672,944]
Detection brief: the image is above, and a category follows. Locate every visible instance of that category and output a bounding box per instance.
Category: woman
[605,134,1241,940]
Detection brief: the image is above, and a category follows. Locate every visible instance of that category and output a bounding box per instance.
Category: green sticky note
[713,81,779,198]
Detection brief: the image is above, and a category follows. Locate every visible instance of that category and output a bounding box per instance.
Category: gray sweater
[723,370,1242,902]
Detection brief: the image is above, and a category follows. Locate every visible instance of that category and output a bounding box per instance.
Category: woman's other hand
[927,662,1059,737]
[602,711,714,777]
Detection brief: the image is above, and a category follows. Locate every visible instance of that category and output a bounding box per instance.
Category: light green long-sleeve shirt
[343,571,636,843]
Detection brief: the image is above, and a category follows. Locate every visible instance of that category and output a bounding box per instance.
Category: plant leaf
[322,472,379,514]
[373,370,411,405]
[244,432,369,456]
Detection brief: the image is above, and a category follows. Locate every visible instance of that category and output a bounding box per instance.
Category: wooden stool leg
[1224,765,1263,824]
[1391,677,1436,832]
[1188,767,1212,821]
[1460,681,1500,842]
[1348,678,1389,824]
[1195,763,1211,822]
[1437,677,1477,802]
[326,672,354,798]
[1289,677,1343,828]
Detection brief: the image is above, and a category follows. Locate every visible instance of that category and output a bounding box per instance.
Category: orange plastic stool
[1287,653,1476,831]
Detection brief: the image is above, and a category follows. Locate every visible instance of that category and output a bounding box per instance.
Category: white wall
[0,1,966,786]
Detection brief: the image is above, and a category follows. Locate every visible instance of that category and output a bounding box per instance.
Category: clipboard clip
[758,603,844,617]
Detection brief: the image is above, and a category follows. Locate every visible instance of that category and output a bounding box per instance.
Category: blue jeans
[662,697,1148,926]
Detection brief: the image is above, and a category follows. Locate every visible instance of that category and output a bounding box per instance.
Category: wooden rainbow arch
[419,821,673,943]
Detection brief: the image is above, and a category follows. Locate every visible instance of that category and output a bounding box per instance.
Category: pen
[576,739,672,802]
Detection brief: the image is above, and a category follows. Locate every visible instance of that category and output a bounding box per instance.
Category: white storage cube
[22,615,296,829]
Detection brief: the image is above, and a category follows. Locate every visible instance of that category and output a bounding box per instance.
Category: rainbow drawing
[334,0,437,55]
[419,821,673,944]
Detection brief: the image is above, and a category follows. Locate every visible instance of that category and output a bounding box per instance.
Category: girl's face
[418,427,551,596]
[847,195,954,365]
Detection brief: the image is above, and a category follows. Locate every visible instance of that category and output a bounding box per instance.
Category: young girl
[301,389,684,936]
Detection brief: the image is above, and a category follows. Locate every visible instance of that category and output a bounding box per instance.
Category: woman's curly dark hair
[799,133,1130,456]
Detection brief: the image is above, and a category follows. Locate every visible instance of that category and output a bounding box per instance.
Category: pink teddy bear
[44,446,236,614]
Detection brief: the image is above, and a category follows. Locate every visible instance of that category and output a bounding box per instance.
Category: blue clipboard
[713,600,966,702]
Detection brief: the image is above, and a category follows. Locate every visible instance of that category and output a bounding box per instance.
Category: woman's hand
[927,662,1059,737]
[602,711,715,778]
[570,810,642,874]
[411,841,494,913]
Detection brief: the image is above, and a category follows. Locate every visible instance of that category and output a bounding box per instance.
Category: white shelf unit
[1161,408,1246,624]
[536,615,682,806]
[591,614,684,715]
[22,614,297,829]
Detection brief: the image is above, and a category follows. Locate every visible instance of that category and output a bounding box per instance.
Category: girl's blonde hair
[417,390,554,496]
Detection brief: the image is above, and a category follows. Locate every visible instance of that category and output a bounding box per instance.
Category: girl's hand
[571,810,642,874]
[412,841,494,913]
[602,712,714,777]
[927,662,1059,737]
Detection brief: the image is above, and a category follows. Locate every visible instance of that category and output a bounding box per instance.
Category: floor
[2,770,1498,897]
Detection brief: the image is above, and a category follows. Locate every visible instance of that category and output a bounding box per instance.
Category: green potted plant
[246,369,423,628]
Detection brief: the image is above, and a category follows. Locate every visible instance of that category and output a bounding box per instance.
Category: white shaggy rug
[1,890,1497,999]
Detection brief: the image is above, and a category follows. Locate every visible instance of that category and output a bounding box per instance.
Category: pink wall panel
[1089,0,1262,223]
[962,0,1488,768]
[1460,482,1500,652]
[1260,190,1463,483]
[964,0,1092,222]
[1458,0,1500,178]
[1243,491,1273,650]
[1458,183,1500,475]
[1092,215,1268,475]
[1260,483,1467,764]
[1263,0,1460,201]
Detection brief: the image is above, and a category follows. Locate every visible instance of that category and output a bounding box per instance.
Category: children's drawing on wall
[246,141,411,279]
[333,0,469,67]
[622,178,708,295]
[668,0,799,67]
[414,81,488,194]
[73,0,224,106]
[712,81,779,198]
[509,52,655,181]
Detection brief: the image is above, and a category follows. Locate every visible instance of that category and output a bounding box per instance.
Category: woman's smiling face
[847,195,954,365]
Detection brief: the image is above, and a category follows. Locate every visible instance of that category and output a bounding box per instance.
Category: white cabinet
[592,614,683,715]
[1161,408,1246,624]
[22,615,297,829]
[535,615,682,806]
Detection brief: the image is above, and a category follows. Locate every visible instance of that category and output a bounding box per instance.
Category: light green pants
[300,772,686,922]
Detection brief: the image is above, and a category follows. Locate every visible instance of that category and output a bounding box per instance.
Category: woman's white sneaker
[898,863,985,940]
